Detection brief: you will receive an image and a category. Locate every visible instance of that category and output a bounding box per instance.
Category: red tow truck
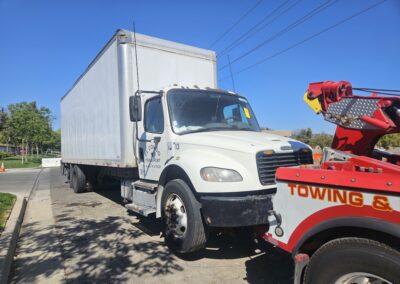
[264,81,400,283]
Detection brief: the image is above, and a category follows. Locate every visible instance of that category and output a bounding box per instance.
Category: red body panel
[265,205,400,253]
[276,154,400,194]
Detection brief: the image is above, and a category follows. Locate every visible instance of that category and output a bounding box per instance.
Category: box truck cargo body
[61,30,216,168]
[61,29,312,253]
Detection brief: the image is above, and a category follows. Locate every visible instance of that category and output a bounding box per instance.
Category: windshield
[168,89,261,135]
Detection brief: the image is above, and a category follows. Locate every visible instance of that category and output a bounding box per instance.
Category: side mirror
[129,95,142,121]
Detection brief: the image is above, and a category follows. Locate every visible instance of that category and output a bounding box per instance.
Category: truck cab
[125,86,313,253]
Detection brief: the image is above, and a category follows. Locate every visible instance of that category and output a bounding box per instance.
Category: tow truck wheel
[162,179,207,253]
[304,237,400,284]
[71,165,86,193]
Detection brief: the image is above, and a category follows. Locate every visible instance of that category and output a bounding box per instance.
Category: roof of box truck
[118,29,216,60]
[62,29,216,101]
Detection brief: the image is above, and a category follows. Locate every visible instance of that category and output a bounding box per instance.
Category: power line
[218,0,301,56]
[227,55,236,92]
[353,87,400,93]
[219,0,338,71]
[220,0,338,57]
[208,0,263,49]
[353,88,400,96]
[219,0,387,82]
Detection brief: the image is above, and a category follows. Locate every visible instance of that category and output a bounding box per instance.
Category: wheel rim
[165,193,187,238]
[335,272,392,284]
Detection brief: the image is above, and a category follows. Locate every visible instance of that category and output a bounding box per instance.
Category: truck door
[137,95,168,181]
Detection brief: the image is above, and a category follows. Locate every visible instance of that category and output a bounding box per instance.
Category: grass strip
[0,192,17,231]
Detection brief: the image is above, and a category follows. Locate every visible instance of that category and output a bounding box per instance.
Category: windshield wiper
[232,127,257,132]
[179,127,234,135]
[228,125,257,131]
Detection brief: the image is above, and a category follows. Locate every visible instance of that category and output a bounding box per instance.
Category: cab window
[144,97,164,133]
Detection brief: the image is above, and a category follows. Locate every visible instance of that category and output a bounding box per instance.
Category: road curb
[0,169,42,283]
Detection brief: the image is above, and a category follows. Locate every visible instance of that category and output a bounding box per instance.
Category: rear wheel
[162,179,207,253]
[304,237,400,284]
[71,165,86,193]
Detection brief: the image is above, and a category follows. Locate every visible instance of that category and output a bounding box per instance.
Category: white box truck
[61,29,313,253]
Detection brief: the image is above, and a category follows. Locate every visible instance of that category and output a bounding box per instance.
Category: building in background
[0,145,18,154]
[261,129,292,137]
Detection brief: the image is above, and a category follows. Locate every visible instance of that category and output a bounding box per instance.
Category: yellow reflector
[244,107,251,119]
[304,91,322,114]
[264,150,274,155]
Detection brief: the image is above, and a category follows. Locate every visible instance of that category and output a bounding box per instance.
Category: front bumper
[199,189,275,227]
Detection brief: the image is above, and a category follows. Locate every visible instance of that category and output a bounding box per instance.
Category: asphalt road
[0,169,41,197]
[10,168,293,283]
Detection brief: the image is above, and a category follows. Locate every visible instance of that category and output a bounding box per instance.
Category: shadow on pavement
[244,244,293,284]
[11,220,63,283]
[56,216,183,282]
[49,172,184,283]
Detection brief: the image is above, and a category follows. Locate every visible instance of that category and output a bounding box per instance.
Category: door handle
[153,137,161,143]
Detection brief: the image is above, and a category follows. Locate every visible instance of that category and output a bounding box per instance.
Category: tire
[304,237,400,284]
[162,179,207,253]
[71,165,86,193]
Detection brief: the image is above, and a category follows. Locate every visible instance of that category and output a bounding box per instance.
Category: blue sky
[0,0,399,133]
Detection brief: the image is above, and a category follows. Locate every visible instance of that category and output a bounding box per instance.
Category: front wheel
[304,237,400,284]
[162,179,207,253]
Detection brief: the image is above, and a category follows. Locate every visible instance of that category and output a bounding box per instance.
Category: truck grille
[256,150,313,185]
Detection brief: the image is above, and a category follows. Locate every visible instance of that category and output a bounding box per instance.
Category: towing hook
[275,226,284,237]
[268,210,284,237]
[268,210,282,226]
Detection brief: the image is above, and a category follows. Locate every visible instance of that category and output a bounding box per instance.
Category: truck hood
[175,131,307,154]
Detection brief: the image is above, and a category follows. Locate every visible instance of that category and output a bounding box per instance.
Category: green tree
[309,133,333,148]
[377,134,400,149]
[292,129,333,148]
[0,107,7,131]
[43,129,61,152]
[32,107,54,156]
[5,102,54,163]
[292,128,313,144]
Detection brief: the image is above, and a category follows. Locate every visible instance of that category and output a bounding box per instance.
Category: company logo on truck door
[287,183,393,212]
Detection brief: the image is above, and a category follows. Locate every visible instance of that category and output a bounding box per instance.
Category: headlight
[200,167,243,182]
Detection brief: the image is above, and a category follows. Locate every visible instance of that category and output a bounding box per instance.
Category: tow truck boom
[305,80,400,156]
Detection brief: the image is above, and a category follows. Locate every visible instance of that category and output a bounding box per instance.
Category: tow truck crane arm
[304,80,400,156]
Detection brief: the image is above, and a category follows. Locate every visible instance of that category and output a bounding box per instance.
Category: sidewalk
[10,168,65,283]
